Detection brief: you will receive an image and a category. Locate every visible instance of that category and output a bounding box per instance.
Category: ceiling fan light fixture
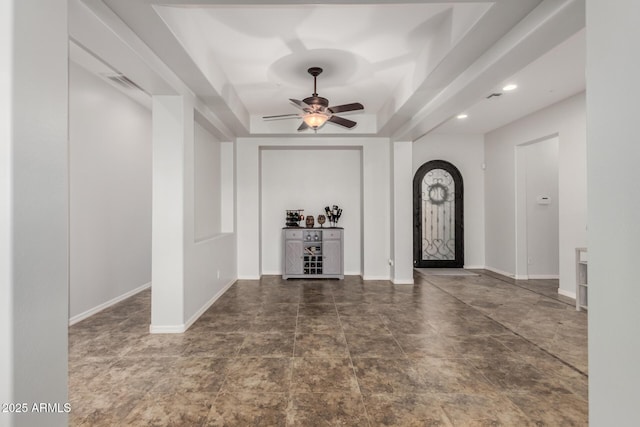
[263,66,363,131]
[303,112,329,129]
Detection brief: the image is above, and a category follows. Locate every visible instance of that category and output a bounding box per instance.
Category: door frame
[413,160,464,268]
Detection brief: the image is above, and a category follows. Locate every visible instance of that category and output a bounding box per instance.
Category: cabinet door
[323,239,342,275]
[285,240,303,275]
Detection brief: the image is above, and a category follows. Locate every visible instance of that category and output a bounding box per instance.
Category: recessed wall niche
[259,146,362,275]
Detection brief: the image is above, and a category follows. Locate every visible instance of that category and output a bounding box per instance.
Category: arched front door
[413,160,464,268]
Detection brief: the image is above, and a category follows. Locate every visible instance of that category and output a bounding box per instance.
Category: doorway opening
[515,136,559,280]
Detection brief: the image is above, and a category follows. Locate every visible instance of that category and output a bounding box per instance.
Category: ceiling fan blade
[328,115,357,129]
[289,99,310,110]
[328,102,364,114]
[297,121,309,131]
[262,113,300,119]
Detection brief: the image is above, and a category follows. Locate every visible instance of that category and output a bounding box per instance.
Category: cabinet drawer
[284,229,302,239]
[322,229,342,240]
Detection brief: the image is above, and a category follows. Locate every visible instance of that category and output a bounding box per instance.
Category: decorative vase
[305,215,315,228]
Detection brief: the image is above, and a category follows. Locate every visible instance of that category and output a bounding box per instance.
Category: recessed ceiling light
[457,114,468,119]
[503,84,518,91]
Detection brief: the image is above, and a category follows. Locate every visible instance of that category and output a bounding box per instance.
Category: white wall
[194,122,222,240]
[587,1,640,424]
[2,1,69,425]
[184,123,236,326]
[237,137,390,280]
[220,142,235,233]
[412,133,486,268]
[260,148,362,275]
[485,92,586,295]
[0,0,12,413]
[68,62,152,322]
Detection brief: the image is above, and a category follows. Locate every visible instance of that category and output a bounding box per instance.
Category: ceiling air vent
[101,73,144,92]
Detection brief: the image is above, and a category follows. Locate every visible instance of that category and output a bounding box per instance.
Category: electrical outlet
[217,270,220,279]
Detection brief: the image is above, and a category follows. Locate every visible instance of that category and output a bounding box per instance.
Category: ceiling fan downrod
[308,67,322,97]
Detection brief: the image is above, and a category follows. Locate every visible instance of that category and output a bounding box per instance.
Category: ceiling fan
[262,67,364,131]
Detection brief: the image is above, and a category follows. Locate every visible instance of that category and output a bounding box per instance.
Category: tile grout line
[287,290,301,425]
[333,288,373,427]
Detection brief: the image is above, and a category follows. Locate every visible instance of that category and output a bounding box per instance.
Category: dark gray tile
[123,391,213,426]
[345,333,405,358]
[206,392,288,427]
[69,273,588,426]
[294,332,349,357]
[363,393,452,426]
[288,392,369,427]
[291,357,359,393]
[352,357,426,395]
[238,332,295,357]
[437,391,534,426]
[221,357,292,394]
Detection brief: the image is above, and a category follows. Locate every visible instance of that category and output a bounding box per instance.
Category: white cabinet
[282,228,343,279]
[575,247,587,311]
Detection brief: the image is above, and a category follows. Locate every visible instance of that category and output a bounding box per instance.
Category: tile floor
[69,270,588,426]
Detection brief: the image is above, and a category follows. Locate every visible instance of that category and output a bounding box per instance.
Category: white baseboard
[69,282,151,326]
[237,275,261,280]
[150,277,237,334]
[362,275,391,281]
[149,324,186,334]
[484,267,559,281]
[182,278,236,331]
[484,266,516,279]
[393,279,414,285]
[558,288,576,299]
[462,265,485,269]
[528,274,560,280]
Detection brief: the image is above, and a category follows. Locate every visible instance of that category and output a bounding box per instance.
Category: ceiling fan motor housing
[303,96,329,109]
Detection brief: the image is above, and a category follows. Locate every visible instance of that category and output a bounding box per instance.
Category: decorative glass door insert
[421,168,456,260]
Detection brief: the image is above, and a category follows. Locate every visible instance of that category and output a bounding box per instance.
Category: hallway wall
[69,62,152,322]
[484,92,587,296]
[194,122,222,240]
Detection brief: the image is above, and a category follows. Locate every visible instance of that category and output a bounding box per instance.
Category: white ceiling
[434,28,585,134]
[73,0,585,140]
[153,3,490,115]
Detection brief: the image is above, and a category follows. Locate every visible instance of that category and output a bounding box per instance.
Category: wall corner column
[391,141,414,284]
[151,95,192,332]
